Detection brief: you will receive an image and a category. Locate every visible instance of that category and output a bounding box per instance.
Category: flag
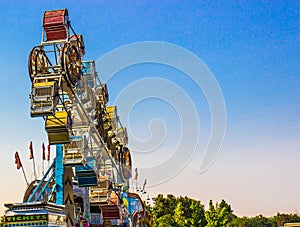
[42,143,46,160]
[47,144,50,161]
[133,167,138,180]
[142,178,147,191]
[29,141,33,159]
[15,152,22,169]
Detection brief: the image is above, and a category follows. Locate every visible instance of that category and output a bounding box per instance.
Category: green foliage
[155,214,176,227]
[149,194,300,227]
[229,213,300,227]
[151,194,206,227]
[190,199,206,227]
[205,199,235,227]
[152,194,177,223]
[174,201,185,226]
[229,215,273,227]
[270,212,300,226]
[143,200,153,215]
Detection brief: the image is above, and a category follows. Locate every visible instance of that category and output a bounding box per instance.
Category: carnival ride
[4,9,151,227]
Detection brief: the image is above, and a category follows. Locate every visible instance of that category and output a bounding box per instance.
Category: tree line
[146,194,300,227]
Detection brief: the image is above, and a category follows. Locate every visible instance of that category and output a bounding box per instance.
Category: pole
[55,144,64,205]
[42,159,44,176]
[42,143,45,176]
[29,141,37,180]
[47,144,51,169]
[32,156,37,180]
[21,165,29,186]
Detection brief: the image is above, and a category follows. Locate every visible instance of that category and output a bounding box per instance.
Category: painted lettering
[5,214,48,223]
[23,216,30,221]
[5,217,12,222]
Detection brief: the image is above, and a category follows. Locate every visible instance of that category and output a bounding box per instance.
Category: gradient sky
[0,1,299,217]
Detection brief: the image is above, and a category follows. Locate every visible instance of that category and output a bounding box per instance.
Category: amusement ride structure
[3,9,151,227]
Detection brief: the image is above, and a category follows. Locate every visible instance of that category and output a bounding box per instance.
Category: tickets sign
[5,214,48,223]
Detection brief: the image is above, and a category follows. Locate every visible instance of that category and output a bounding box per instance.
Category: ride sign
[5,214,48,223]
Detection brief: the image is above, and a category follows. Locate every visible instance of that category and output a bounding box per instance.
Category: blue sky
[0,1,299,216]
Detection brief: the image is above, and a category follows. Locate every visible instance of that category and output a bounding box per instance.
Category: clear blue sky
[0,1,299,216]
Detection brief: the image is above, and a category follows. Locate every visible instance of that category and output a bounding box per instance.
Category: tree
[230,215,274,227]
[151,194,206,226]
[190,199,207,227]
[156,214,176,227]
[175,196,206,226]
[205,199,235,227]
[174,201,186,227]
[149,194,300,227]
[270,212,300,226]
[152,194,177,226]
[205,200,219,227]
[248,215,273,227]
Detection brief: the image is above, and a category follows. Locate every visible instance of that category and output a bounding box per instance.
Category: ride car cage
[82,60,96,87]
[63,136,86,166]
[43,9,69,42]
[45,111,72,144]
[105,106,118,131]
[75,158,98,187]
[30,81,59,117]
[89,177,112,205]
